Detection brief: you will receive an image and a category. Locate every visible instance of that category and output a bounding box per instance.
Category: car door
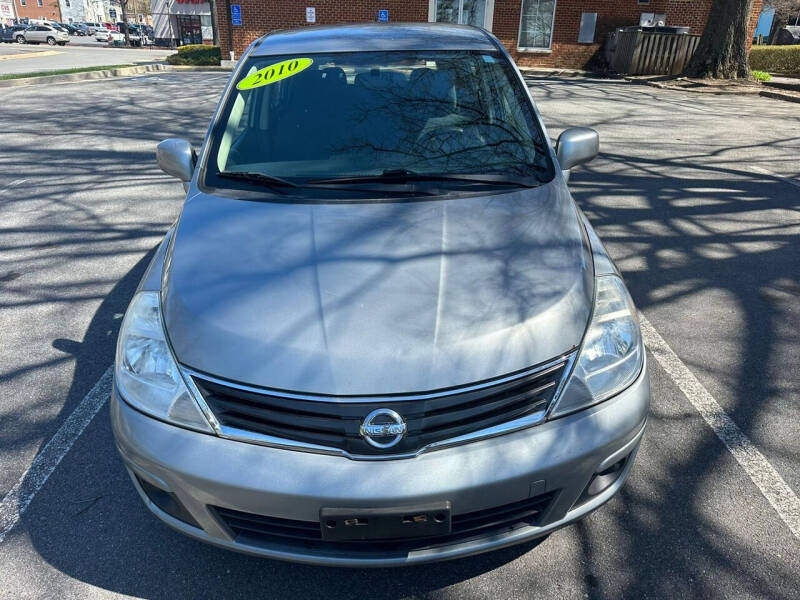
[28,26,45,43]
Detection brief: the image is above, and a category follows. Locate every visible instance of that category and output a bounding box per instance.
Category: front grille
[213,492,556,556]
[193,356,569,456]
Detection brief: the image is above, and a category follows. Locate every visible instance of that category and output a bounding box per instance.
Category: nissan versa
[111,23,650,566]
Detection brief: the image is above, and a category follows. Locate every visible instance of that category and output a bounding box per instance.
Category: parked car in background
[107,23,150,46]
[22,24,70,46]
[60,22,86,36]
[127,23,150,46]
[83,22,101,35]
[0,24,29,44]
[93,27,110,42]
[106,29,125,45]
[103,22,118,32]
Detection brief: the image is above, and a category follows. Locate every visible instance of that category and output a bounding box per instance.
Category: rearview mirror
[156,138,194,183]
[556,127,599,179]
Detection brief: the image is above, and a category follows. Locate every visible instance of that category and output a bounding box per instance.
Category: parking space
[0,72,798,599]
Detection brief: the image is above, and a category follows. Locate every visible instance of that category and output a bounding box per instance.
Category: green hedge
[166,44,221,66]
[749,46,800,74]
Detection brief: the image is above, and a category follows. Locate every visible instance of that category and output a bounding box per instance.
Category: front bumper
[111,361,649,566]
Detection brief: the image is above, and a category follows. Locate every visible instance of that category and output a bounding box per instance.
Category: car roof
[250,23,497,57]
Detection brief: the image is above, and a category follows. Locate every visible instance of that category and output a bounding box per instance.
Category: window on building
[19,0,26,6]
[65,0,70,6]
[578,12,597,43]
[433,0,491,29]
[36,0,42,6]
[518,0,557,50]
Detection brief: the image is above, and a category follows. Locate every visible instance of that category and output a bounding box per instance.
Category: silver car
[111,23,650,566]
[23,24,70,46]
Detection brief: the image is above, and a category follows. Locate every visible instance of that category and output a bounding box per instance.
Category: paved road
[0,72,798,599]
[0,42,172,74]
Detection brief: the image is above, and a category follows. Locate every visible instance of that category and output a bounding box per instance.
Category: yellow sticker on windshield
[236,58,314,90]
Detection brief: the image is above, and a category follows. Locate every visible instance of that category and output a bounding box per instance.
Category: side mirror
[556,127,599,178]
[156,138,194,183]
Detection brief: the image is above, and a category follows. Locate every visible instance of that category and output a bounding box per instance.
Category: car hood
[163,183,593,395]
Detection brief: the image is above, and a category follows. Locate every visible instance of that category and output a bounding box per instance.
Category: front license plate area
[320,502,452,541]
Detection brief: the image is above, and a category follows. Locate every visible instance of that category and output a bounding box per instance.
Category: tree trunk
[683,0,755,78]
[121,1,131,47]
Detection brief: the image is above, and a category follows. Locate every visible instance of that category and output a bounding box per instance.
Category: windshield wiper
[215,170,438,197]
[217,170,297,192]
[308,169,542,188]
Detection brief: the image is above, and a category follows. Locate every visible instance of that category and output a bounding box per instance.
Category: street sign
[231,4,242,26]
[306,7,316,23]
[109,8,117,20]
[378,9,389,22]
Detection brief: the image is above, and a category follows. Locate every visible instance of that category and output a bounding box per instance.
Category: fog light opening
[574,456,628,508]
[136,475,201,528]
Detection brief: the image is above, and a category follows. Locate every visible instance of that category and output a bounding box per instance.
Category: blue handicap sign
[378,9,389,22]
[231,4,242,26]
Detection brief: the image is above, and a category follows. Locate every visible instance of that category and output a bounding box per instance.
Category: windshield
[205,50,553,193]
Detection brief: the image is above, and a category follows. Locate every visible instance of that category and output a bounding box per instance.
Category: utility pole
[208,0,219,45]
[225,0,233,60]
[120,0,131,45]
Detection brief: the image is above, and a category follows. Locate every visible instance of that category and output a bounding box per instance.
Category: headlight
[115,291,213,432]
[550,275,643,417]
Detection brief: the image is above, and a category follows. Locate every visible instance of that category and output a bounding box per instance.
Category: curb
[167,64,233,72]
[519,67,616,79]
[763,80,800,93]
[759,89,800,103]
[0,63,168,88]
[623,75,800,102]
[625,77,764,95]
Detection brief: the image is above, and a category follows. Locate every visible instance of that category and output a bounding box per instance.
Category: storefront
[0,1,16,25]
[151,0,212,46]
[214,0,763,69]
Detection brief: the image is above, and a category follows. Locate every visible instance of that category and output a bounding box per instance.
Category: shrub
[749,46,800,74]
[166,44,221,66]
[751,70,771,82]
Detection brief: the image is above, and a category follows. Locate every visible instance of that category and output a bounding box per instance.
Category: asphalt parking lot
[0,43,172,74]
[0,71,798,599]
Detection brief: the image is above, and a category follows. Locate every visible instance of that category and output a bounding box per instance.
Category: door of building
[176,14,202,45]
[433,0,492,29]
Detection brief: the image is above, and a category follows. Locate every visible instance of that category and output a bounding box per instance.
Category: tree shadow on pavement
[3,74,799,600]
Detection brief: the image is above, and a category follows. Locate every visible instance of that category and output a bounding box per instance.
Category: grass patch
[0,64,135,81]
[751,70,771,82]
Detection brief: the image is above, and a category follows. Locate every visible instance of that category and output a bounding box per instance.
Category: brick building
[12,0,62,22]
[215,1,763,68]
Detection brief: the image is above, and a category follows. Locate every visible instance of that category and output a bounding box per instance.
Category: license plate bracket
[320,502,452,541]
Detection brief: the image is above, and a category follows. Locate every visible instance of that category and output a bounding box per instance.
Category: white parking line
[0,178,29,197]
[0,367,112,543]
[640,316,800,540]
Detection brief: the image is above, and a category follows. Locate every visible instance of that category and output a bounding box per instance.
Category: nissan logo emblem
[359,408,407,449]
